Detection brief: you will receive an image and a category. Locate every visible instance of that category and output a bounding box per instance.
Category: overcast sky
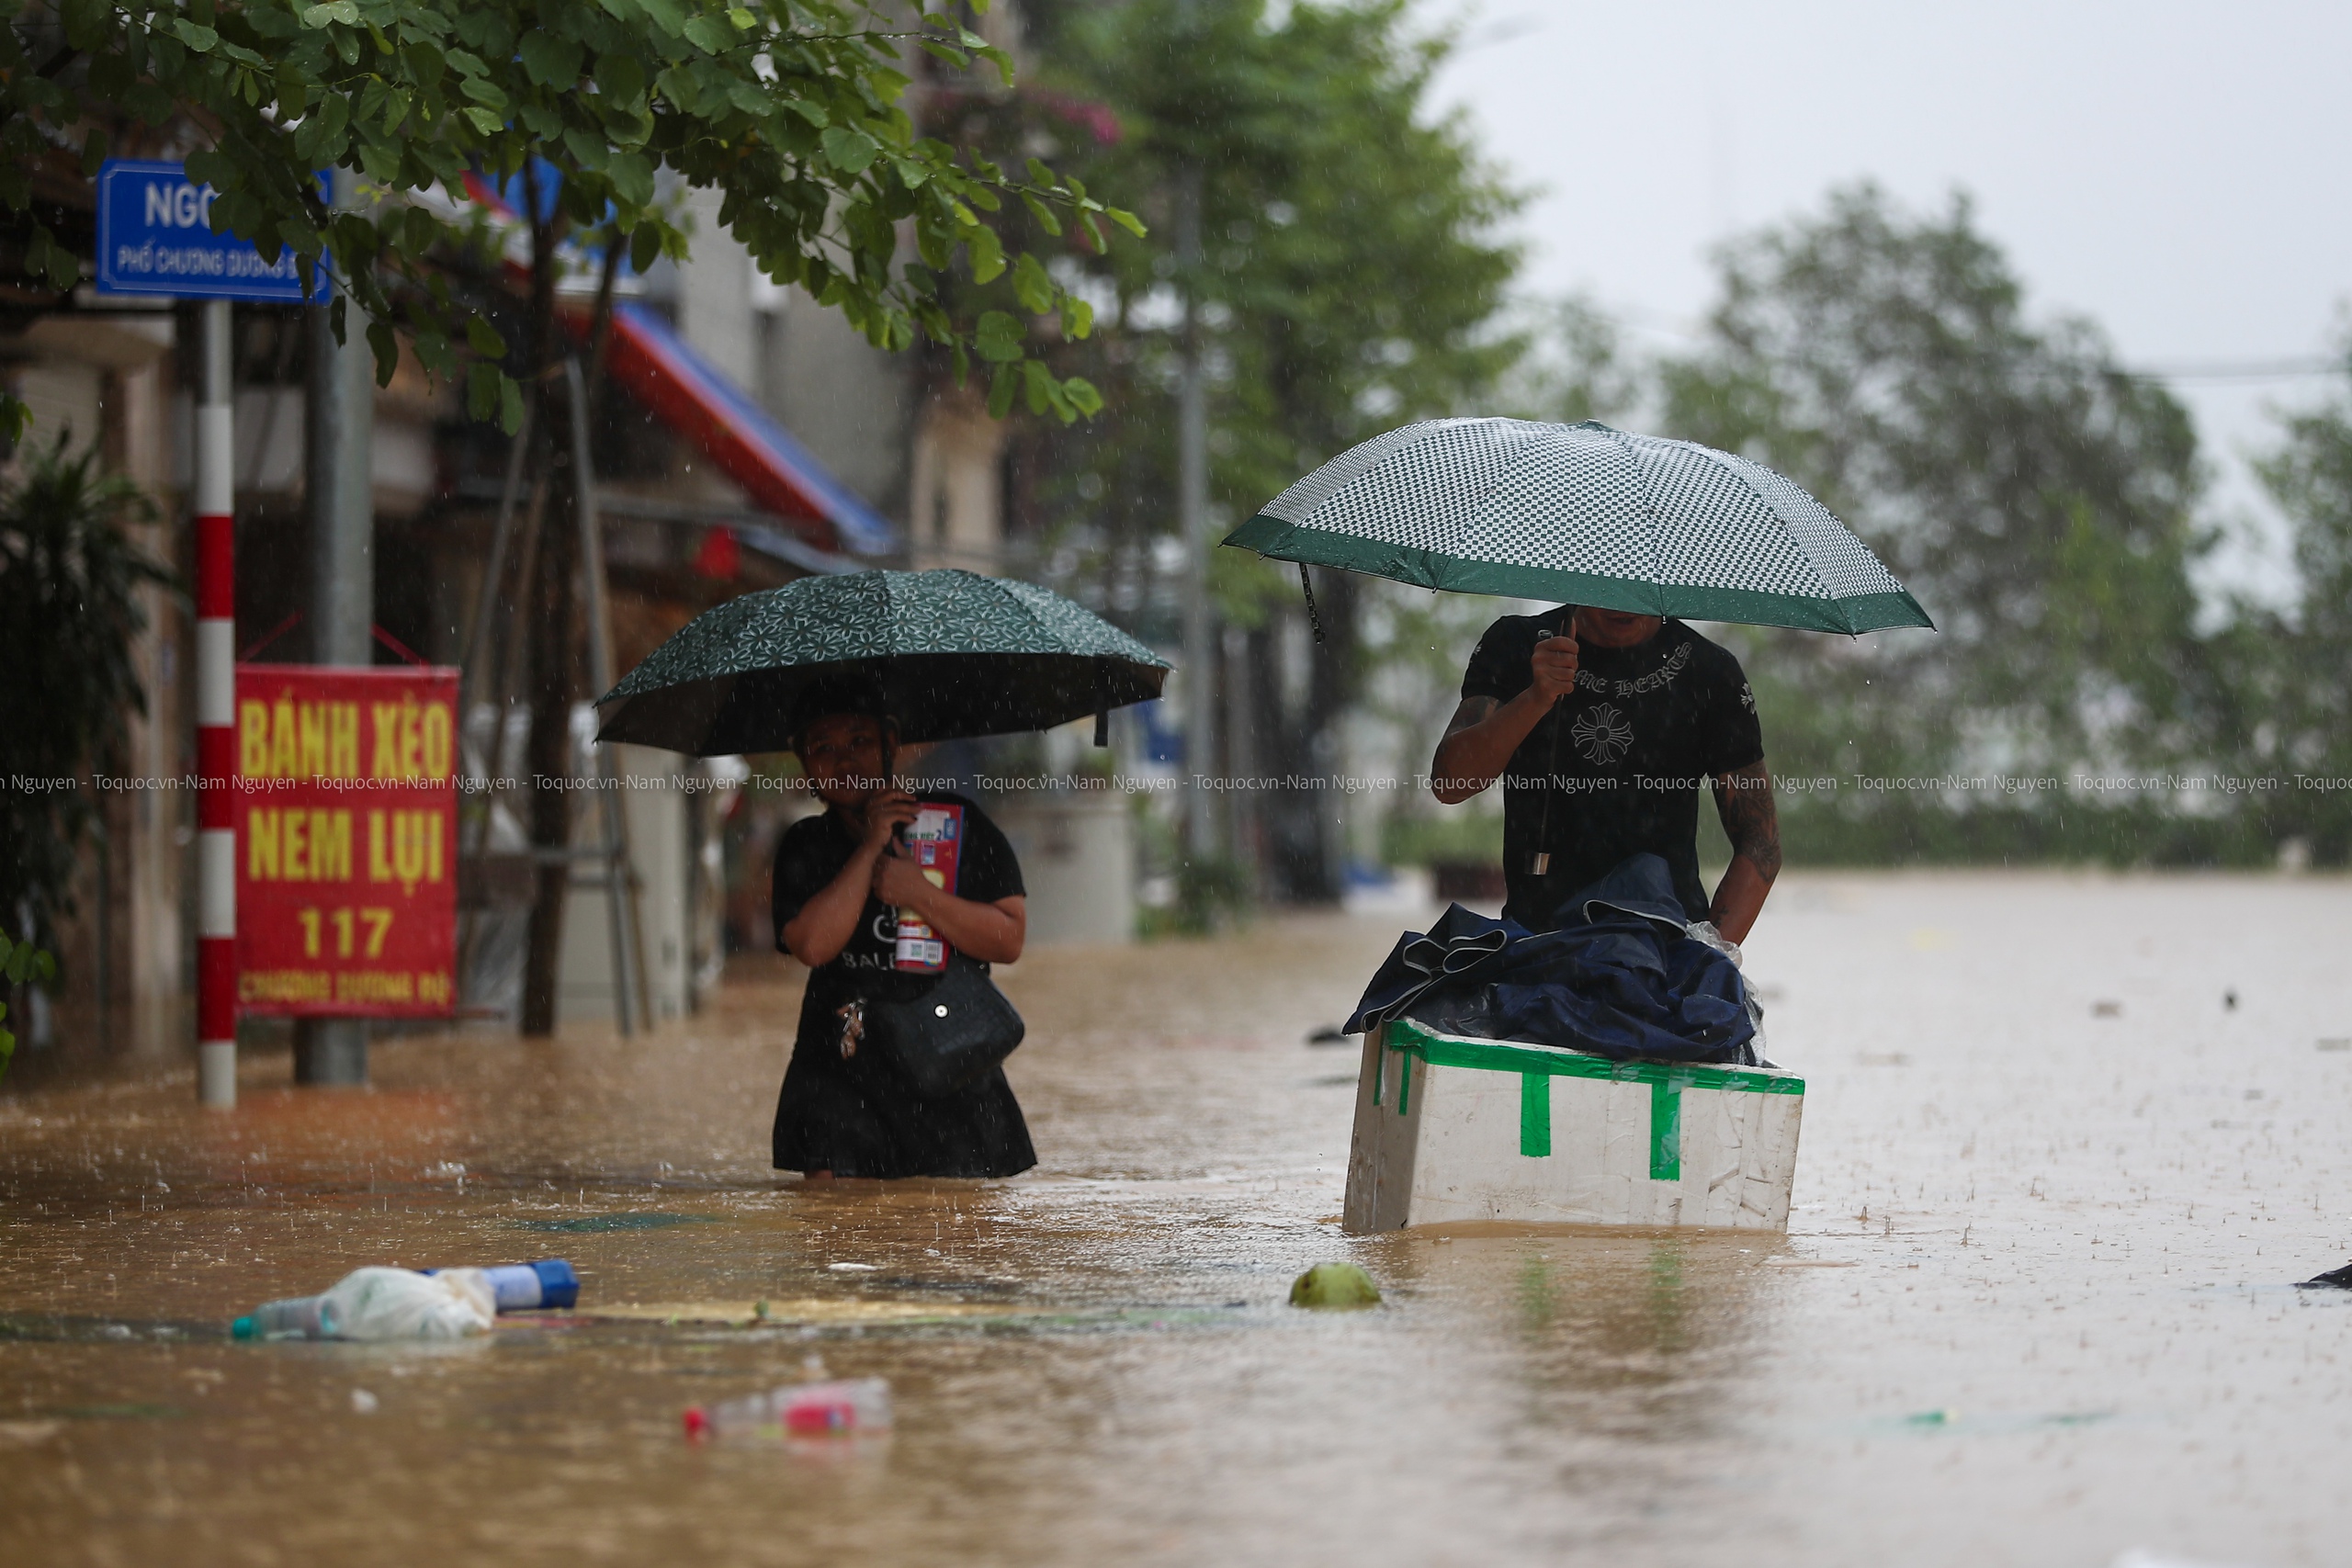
[1419,0,2352,607]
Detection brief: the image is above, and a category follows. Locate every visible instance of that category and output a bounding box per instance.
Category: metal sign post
[96,158,333,1107]
[297,166,376,1087]
[194,302,237,1108]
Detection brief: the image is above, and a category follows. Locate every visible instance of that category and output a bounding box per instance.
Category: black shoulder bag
[840,953,1024,1100]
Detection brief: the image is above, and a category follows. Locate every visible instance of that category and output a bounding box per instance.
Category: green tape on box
[1649,1076,1683,1180]
[1520,1071,1552,1157]
[1382,1019,1803,1098]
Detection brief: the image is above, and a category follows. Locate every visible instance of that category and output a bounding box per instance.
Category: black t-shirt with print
[771,793,1025,1008]
[1460,610,1763,926]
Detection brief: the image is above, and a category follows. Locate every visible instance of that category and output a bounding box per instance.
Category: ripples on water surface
[1,874,2347,1567]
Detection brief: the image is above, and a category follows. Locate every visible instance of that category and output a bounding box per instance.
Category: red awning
[593,302,896,557]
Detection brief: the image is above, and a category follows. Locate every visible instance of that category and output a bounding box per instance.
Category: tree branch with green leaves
[0,928,57,1080]
[0,0,1141,434]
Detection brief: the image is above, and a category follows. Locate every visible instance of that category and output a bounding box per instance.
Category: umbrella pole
[1530,714,1559,877]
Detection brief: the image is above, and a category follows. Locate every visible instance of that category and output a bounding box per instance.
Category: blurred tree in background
[1658,186,2210,776]
[989,0,1521,900]
[2251,335,2352,864]
[1532,184,2282,868]
[0,437,174,953]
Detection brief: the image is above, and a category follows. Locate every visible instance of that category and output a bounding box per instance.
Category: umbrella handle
[1530,607,1581,878]
[1530,707,1560,877]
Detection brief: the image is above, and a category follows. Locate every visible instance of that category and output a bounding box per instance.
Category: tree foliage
[0,0,1138,431]
[1024,0,1517,600]
[0,434,174,952]
[0,927,58,1079]
[990,0,1521,897]
[2251,337,2352,862]
[1655,185,2212,784]
[1501,296,1642,429]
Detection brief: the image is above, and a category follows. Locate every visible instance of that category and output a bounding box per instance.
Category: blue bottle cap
[530,1258,579,1310]
[232,1316,255,1340]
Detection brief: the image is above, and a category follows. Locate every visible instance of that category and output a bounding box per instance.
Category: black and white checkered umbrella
[1223,418,1932,634]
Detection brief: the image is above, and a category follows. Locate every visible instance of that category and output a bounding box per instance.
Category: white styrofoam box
[1342,1019,1804,1234]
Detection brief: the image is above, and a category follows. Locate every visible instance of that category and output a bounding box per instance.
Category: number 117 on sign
[296,906,394,960]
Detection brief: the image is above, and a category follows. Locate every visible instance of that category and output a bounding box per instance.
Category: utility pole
[1176,160,1217,863]
[298,167,374,1087]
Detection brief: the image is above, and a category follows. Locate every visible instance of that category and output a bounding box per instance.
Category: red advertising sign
[233,664,458,1017]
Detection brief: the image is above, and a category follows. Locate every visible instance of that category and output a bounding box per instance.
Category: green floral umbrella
[595,569,1170,755]
[1225,418,1933,634]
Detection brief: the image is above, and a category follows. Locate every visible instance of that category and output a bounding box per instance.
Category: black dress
[769,794,1036,1179]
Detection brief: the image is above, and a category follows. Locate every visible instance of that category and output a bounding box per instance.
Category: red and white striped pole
[195,299,237,1109]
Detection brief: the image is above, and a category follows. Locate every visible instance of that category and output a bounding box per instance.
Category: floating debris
[1289,1262,1382,1310]
[513,1213,713,1234]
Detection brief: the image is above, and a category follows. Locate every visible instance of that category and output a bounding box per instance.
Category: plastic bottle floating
[424,1258,579,1311]
[683,1359,893,1440]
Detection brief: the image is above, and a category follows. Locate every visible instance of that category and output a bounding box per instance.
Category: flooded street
[3,872,2348,1568]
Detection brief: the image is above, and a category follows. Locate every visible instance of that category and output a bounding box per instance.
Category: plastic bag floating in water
[234,1267,495,1341]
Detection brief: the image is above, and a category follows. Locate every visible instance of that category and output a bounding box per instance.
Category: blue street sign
[95,160,322,302]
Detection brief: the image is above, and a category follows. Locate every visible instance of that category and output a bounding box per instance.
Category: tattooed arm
[1708,761,1781,943]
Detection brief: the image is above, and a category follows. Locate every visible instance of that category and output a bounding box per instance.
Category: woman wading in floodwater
[770,678,1035,1179]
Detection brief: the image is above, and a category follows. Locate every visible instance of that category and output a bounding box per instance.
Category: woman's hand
[782,794,916,969]
[870,826,1024,964]
[871,848,943,910]
[857,789,920,852]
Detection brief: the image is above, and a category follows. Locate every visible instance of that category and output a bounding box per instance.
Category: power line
[1530,296,2347,382]
[2117,358,2346,384]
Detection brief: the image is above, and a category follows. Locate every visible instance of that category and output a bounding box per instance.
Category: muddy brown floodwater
[2,872,2348,1568]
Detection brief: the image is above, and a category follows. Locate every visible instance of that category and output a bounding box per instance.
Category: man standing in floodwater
[1430,605,1781,942]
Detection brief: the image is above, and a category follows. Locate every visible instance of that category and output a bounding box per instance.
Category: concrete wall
[990,794,1136,948]
[166,389,436,519]
[673,186,762,394]
[764,295,917,526]
[556,748,696,1027]
[908,391,1009,571]
[669,184,919,537]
